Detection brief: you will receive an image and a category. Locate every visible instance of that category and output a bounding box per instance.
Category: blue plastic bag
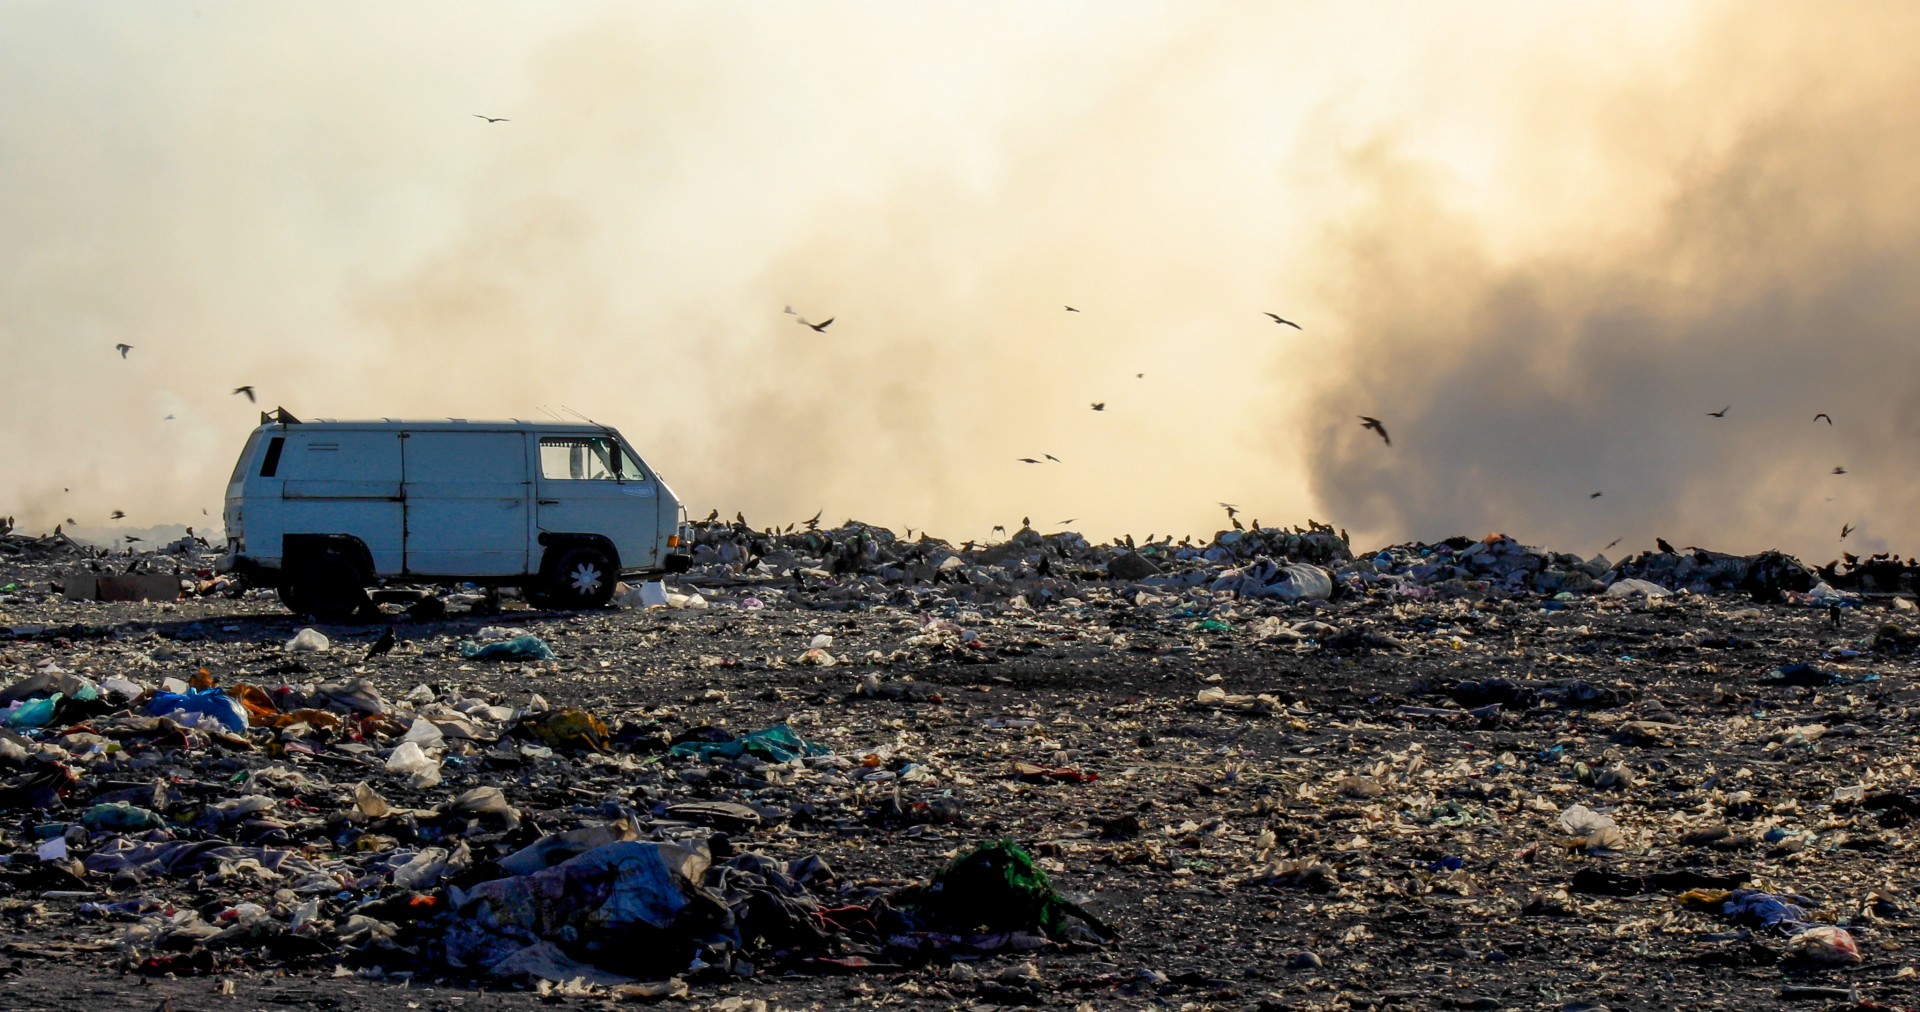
[668,724,827,763]
[5,693,62,728]
[146,687,249,733]
[459,634,556,662]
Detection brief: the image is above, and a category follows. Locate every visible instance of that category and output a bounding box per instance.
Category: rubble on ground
[0,518,1918,1008]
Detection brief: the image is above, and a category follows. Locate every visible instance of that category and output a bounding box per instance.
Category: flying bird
[123,535,142,544]
[1220,503,1239,519]
[783,305,796,315]
[1589,492,1602,499]
[1017,457,1042,464]
[1136,372,1144,379]
[1065,306,1079,312]
[991,525,1006,538]
[110,510,126,520]
[1358,416,1391,446]
[805,508,823,529]
[1044,454,1062,463]
[1656,537,1677,553]
[164,414,175,420]
[365,626,396,661]
[233,385,256,403]
[1264,313,1301,329]
[115,343,132,358]
[1057,518,1076,525]
[800,317,834,333]
[1603,537,1623,551]
[473,114,509,123]
[1090,402,1105,411]
[1841,523,1856,540]
[1814,413,1832,424]
[1833,466,1848,475]
[1707,406,1729,417]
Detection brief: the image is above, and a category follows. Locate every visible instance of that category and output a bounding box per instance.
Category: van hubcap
[567,563,604,595]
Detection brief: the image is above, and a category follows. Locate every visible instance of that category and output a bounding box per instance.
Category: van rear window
[259,436,285,477]
[228,432,263,484]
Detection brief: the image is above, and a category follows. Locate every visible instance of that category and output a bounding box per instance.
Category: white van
[219,416,691,619]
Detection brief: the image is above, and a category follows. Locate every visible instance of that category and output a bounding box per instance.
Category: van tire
[291,551,370,622]
[545,546,615,609]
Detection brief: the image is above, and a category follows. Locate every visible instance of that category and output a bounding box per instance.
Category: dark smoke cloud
[1302,5,1920,563]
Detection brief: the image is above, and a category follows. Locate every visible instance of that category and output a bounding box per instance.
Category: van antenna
[535,405,564,421]
[559,405,601,426]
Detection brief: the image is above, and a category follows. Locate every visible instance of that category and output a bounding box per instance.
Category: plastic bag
[1786,925,1862,964]
[285,628,331,653]
[5,693,62,729]
[386,740,442,788]
[459,634,556,662]
[146,687,249,733]
[667,724,828,763]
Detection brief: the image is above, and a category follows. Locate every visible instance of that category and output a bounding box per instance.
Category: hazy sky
[2,1,1916,562]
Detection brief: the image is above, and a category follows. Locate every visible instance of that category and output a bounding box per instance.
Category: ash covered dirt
[2,528,1920,1010]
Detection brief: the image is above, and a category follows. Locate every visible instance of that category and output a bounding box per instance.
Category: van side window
[539,437,645,481]
[259,436,285,477]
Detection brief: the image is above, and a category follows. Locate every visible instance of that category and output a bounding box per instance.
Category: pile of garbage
[1,517,1918,1007]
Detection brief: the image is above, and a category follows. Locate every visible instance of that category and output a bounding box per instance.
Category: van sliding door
[401,431,532,577]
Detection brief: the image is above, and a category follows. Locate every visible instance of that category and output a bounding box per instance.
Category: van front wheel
[545,546,616,609]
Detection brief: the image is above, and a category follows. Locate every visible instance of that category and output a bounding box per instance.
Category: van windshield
[539,436,647,482]
[228,431,263,485]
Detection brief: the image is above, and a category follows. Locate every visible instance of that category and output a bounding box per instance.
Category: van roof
[253,419,620,433]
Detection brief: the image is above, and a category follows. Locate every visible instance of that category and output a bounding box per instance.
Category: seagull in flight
[233,385,256,403]
[1833,466,1848,475]
[1044,454,1062,463]
[1814,413,1832,425]
[1090,402,1105,411]
[1064,306,1079,312]
[799,317,834,333]
[1603,537,1623,551]
[1589,491,1602,499]
[1358,416,1391,446]
[1707,406,1729,417]
[1017,457,1042,464]
[110,510,126,520]
[1841,523,1855,540]
[1264,313,1301,329]
[115,343,133,358]
[473,114,509,123]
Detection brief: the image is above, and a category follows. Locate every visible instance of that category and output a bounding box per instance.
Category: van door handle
[537,499,559,505]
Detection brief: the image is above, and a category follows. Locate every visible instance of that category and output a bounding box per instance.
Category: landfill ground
[3,525,1920,1011]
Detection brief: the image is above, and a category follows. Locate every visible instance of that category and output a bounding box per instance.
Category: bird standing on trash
[1358,416,1391,446]
[1657,537,1677,554]
[115,343,132,358]
[365,627,396,661]
[233,385,256,403]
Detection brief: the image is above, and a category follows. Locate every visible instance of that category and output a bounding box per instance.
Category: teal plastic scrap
[667,724,827,763]
[459,634,556,662]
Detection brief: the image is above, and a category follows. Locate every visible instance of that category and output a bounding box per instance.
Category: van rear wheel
[291,551,370,622]
[545,546,616,609]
